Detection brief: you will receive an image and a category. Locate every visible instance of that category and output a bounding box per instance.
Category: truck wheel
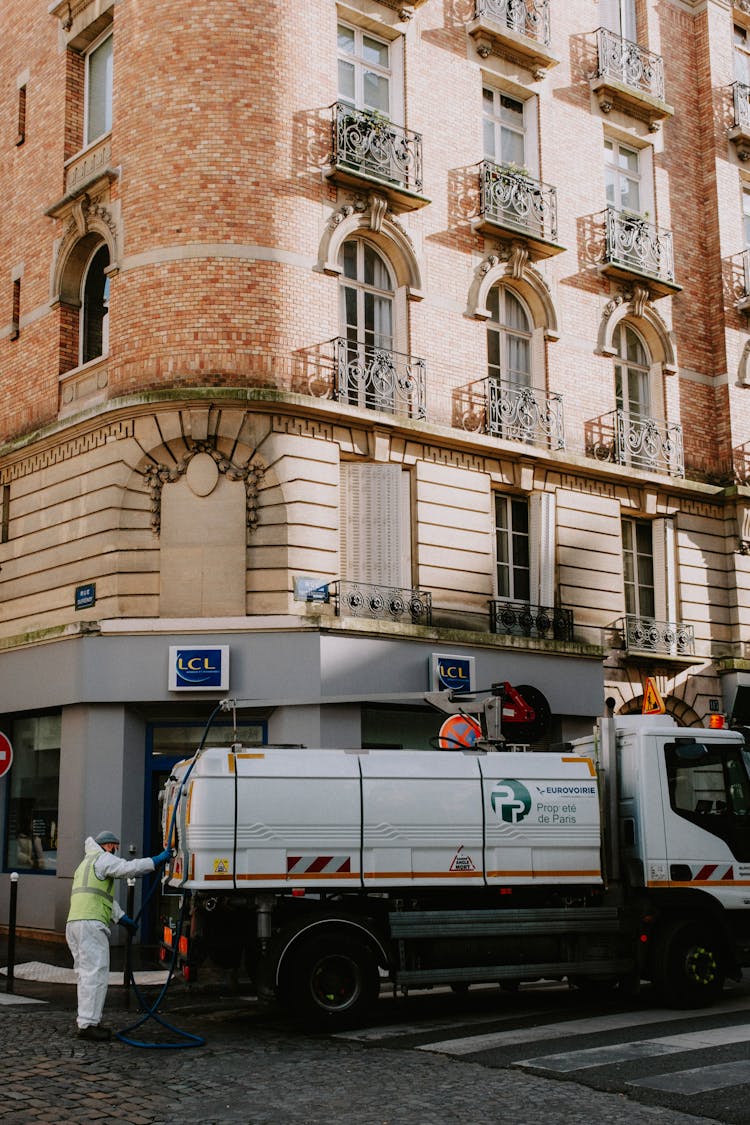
[655,920,725,1008]
[282,935,379,1028]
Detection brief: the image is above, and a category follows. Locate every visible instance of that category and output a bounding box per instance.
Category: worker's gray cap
[95,830,120,846]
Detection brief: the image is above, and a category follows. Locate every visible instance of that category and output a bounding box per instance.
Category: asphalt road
[1,961,749,1124]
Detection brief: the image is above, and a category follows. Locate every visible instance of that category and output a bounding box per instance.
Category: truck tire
[654,919,725,1008]
[280,934,380,1028]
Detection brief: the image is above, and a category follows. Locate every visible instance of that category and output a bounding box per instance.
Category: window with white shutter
[340,463,411,588]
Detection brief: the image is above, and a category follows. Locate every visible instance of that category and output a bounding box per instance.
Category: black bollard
[6,872,18,994]
[123,878,135,1008]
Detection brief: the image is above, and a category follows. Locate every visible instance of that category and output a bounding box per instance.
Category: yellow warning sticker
[213,858,231,874]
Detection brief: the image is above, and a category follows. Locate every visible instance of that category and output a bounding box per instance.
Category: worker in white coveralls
[66,830,172,1041]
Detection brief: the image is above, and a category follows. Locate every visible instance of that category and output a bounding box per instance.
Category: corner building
[1,0,748,935]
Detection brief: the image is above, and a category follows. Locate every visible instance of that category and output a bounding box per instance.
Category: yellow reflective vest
[67,850,115,925]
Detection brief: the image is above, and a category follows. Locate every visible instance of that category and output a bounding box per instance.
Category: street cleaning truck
[160,690,750,1026]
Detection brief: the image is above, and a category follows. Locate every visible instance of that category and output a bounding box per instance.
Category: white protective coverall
[66,837,156,1029]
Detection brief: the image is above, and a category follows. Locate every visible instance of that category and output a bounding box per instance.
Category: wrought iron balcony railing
[461,377,565,450]
[588,408,684,477]
[308,579,432,626]
[595,27,666,103]
[331,102,424,198]
[602,207,676,287]
[333,338,426,419]
[474,0,551,46]
[489,599,574,641]
[479,160,558,245]
[611,615,695,657]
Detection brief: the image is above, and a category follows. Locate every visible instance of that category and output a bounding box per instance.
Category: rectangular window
[1,484,9,543]
[601,0,637,41]
[743,187,750,247]
[495,495,530,601]
[340,463,411,590]
[337,21,391,116]
[735,24,750,85]
[85,30,113,146]
[10,278,20,341]
[3,713,61,874]
[16,84,26,146]
[483,87,525,167]
[604,137,641,214]
[622,517,655,620]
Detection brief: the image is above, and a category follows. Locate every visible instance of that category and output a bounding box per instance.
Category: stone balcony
[599,207,680,299]
[609,615,695,659]
[325,102,429,213]
[468,0,558,79]
[590,27,673,132]
[473,161,563,260]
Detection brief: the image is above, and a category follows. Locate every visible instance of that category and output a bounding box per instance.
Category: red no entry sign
[0,732,13,779]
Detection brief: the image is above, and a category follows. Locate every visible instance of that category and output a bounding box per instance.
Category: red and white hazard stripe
[286,855,352,876]
[692,863,734,881]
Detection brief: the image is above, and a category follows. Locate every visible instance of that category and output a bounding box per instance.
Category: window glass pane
[500,94,524,126]
[338,24,355,53]
[743,191,750,247]
[483,87,495,113]
[504,290,530,332]
[342,240,357,280]
[81,243,110,364]
[364,244,391,290]
[4,713,61,873]
[363,35,389,69]
[620,176,640,213]
[500,127,525,167]
[338,60,355,103]
[363,70,389,114]
[483,117,496,160]
[86,33,113,144]
[486,286,500,323]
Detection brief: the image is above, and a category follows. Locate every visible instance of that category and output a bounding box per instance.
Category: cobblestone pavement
[0,969,722,1125]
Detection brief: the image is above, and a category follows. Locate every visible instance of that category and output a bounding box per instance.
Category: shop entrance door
[143,719,267,943]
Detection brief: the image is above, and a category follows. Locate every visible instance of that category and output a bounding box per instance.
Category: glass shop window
[3,713,61,874]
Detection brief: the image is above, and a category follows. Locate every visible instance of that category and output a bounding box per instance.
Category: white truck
[160,696,750,1026]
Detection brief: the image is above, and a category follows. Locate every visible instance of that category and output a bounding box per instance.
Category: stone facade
[2,0,750,729]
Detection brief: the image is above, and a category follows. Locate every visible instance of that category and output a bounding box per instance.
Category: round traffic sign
[438,714,481,750]
[0,732,13,779]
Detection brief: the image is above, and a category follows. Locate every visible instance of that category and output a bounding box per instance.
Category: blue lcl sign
[429,653,476,694]
[169,646,229,692]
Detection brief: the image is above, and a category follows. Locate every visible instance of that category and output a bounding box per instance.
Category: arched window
[487,286,532,388]
[614,322,649,420]
[339,238,395,410]
[80,243,110,365]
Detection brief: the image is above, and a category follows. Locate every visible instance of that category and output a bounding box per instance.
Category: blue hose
[115,701,225,1048]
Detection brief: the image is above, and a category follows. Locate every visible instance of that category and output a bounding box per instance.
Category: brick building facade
[1,0,750,935]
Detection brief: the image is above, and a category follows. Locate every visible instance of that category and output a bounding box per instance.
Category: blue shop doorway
[142,718,268,942]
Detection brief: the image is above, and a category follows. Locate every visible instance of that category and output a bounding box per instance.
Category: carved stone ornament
[143,440,264,535]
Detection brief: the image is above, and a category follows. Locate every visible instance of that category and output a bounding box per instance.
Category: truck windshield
[665,740,750,858]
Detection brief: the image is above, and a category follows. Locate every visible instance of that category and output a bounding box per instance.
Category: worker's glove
[119,915,137,937]
[151,847,172,868]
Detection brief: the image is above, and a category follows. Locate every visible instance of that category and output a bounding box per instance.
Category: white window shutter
[340,463,409,587]
[528,491,556,607]
[652,517,677,625]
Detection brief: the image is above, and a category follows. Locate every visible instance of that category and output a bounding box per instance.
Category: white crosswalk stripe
[414,995,750,1056]
[630,1061,750,1095]
[514,1024,750,1073]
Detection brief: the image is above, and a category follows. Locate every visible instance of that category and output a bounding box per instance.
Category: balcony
[473,161,563,259]
[729,83,750,162]
[609,615,695,659]
[468,0,558,79]
[590,28,673,131]
[326,103,428,212]
[459,377,565,450]
[489,599,574,642]
[587,409,684,478]
[303,337,426,421]
[307,580,432,626]
[599,208,679,298]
